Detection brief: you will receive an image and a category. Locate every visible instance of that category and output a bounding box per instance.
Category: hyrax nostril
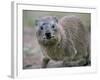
[45,33,51,39]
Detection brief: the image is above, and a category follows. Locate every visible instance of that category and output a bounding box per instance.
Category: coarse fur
[36,16,90,68]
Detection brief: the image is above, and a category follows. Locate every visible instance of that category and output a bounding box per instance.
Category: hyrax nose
[45,32,51,39]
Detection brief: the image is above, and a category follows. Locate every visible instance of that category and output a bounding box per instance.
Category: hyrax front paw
[42,58,50,68]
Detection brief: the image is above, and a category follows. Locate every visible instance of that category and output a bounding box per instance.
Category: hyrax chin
[35,16,90,68]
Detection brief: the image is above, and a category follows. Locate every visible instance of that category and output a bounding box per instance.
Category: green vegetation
[23,10,91,30]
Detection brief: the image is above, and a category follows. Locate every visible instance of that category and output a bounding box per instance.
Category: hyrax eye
[52,25,55,28]
[40,26,43,30]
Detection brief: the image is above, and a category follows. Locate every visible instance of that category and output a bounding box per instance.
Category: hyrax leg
[42,58,50,68]
[63,56,73,67]
[63,56,88,67]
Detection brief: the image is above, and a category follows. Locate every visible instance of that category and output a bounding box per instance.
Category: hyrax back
[36,16,90,68]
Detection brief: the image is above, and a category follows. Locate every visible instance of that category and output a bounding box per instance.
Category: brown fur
[36,16,90,68]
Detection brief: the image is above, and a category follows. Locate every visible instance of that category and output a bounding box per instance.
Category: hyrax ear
[53,16,58,23]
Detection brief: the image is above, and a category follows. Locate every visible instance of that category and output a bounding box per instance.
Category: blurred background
[23,10,91,69]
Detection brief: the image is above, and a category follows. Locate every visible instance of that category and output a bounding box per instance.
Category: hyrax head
[35,16,61,46]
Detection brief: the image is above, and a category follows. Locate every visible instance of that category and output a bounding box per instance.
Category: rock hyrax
[35,16,90,68]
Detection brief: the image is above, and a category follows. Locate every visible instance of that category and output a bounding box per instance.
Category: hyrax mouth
[42,36,58,46]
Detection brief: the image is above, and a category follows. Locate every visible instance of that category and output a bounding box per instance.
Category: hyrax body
[36,16,90,68]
